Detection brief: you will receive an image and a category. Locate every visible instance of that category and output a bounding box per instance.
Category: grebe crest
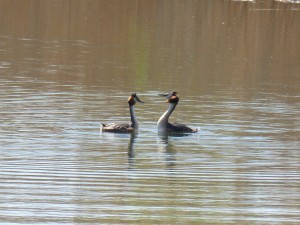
[128,92,144,105]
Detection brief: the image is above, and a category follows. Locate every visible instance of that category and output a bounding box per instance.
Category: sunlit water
[1,0,300,224]
[1,73,299,224]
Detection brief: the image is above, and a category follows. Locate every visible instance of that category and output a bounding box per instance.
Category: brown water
[0,0,300,224]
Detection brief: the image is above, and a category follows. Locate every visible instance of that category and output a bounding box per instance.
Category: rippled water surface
[1,0,300,224]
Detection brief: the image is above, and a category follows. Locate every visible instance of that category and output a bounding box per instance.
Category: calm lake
[0,0,299,224]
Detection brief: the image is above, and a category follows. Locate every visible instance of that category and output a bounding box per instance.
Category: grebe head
[159,91,179,104]
[159,91,177,99]
[167,94,179,104]
[128,92,144,105]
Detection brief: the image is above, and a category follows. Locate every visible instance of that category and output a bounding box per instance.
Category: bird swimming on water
[157,91,198,133]
[101,92,144,133]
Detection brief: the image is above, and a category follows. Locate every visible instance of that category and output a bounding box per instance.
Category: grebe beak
[135,96,144,103]
[159,91,177,99]
[159,93,170,98]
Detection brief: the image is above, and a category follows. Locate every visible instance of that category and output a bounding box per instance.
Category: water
[1,0,300,224]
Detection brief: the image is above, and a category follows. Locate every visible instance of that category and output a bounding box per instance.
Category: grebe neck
[157,103,177,132]
[129,104,138,129]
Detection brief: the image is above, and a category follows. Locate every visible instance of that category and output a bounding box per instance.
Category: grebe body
[101,93,143,133]
[157,91,198,133]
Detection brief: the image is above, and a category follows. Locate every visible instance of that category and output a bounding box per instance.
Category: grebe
[157,91,198,133]
[101,92,144,133]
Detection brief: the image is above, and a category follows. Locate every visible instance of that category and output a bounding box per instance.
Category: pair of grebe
[101,91,198,133]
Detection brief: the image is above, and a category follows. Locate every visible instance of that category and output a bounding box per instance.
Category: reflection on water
[157,134,177,167]
[127,133,137,169]
[0,0,300,224]
[128,133,137,159]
